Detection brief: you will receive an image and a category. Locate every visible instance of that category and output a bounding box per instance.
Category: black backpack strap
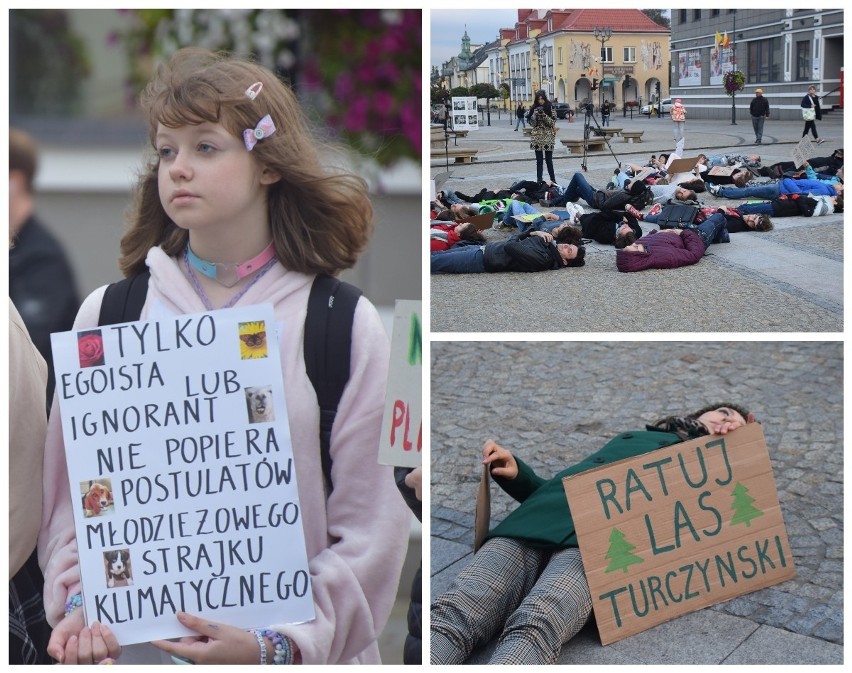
[304,274,362,493]
[98,271,151,326]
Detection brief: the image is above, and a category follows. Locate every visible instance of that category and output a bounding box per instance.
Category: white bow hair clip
[244,115,276,151]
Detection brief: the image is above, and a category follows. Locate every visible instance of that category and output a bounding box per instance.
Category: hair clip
[244,114,276,151]
[245,82,263,101]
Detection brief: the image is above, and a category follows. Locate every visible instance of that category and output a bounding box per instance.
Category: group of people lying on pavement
[430,148,842,274]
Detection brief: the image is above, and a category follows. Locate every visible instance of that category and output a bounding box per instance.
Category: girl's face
[156,121,278,237]
[696,407,748,435]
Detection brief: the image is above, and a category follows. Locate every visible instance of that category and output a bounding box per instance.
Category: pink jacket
[39,247,410,664]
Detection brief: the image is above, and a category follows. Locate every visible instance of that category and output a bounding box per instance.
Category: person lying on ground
[431,230,585,274]
[735,192,842,218]
[430,221,487,252]
[615,212,729,272]
[546,172,696,210]
[696,153,762,170]
[635,205,773,234]
[430,404,755,665]
[577,211,643,248]
[500,200,584,233]
[706,176,842,200]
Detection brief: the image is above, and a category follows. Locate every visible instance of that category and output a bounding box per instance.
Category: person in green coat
[430,403,755,665]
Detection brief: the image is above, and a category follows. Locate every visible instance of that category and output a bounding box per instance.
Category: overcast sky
[430,9,521,68]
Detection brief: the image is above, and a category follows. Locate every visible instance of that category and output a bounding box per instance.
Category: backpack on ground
[98,271,361,493]
[657,200,700,229]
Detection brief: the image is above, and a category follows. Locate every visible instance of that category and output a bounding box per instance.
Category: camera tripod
[580,104,621,172]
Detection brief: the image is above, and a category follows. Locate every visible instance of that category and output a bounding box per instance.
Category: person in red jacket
[430,221,485,252]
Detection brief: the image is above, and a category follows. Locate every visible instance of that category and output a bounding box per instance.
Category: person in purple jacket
[615,212,729,272]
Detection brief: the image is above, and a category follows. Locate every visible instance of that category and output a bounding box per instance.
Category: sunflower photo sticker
[77,329,105,368]
[238,321,268,359]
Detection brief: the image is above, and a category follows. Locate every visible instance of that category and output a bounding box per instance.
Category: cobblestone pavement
[429,341,843,652]
[430,115,844,332]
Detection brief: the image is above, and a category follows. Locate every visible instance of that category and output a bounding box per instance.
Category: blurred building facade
[669,9,842,120]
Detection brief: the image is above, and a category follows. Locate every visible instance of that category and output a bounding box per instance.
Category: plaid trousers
[431,537,592,665]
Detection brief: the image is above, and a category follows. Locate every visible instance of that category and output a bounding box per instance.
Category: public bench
[561,138,606,154]
[431,148,479,164]
[622,130,645,143]
[592,127,622,139]
[431,126,470,147]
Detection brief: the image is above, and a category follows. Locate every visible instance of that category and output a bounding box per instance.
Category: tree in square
[730,482,764,528]
[604,527,644,574]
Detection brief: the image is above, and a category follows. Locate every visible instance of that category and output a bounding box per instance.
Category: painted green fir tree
[730,482,764,527]
[604,527,644,573]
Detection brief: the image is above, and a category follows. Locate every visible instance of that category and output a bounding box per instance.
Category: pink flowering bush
[111,9,421,166]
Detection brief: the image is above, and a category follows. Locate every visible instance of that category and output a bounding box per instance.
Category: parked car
[552,102,573,119]
[640,98,672,116]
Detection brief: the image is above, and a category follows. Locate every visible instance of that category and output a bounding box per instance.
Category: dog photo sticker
[77,329,105,368]
[238,320,268,359]
[80,479,115,518]
[245,385,275,424]
[103,548,134,589]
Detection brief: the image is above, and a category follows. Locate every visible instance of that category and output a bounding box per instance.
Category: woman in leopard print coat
[526,90,557,184]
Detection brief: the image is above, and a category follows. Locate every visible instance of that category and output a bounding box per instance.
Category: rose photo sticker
[238,321,268,360]
[78,329,105,368]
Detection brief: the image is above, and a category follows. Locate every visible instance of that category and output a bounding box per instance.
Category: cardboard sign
[461,212,496,231]
[563,423,794,645]
[666,156,700,175]
[378,300,421,467]
[51,305,315,644]
[793,136,816,168]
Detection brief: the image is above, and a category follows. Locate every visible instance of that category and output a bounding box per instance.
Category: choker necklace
[186,242,276,288]
[184,249,277,311]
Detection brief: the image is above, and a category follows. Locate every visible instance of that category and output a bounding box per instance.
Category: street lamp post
[593,26,612,111]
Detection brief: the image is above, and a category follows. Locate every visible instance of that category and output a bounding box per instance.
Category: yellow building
[494,9,670,113]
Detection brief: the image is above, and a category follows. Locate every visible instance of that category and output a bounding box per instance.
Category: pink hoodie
[39,247,410,664]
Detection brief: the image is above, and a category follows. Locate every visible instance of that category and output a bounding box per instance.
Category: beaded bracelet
[252,629,268,665]
[64,593,83,617]
[258,629,293,665]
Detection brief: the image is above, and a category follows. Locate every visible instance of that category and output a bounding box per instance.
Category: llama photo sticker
[245,385,275,423]
[238,320,268,359]
[80,479,115,518]
[77,329,105,368]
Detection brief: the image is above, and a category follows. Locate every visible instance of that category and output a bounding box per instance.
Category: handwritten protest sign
[563,423,794,645]
[793,136,815,168]
[378,300,421,467]
[51,305,315,644]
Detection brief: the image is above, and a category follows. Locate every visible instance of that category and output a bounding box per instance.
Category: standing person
[514,102,526,131]
[438,102,448,131]
[526,90,557,184]
[431,404,755,664]
[9,300,52,664]
[395,467,422,664]
[39,47,409,665]
[9,128,81,405]
[749,88,770,144]
[670,98,687,145]
[600,99,611,127]
[801,85,824,143]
